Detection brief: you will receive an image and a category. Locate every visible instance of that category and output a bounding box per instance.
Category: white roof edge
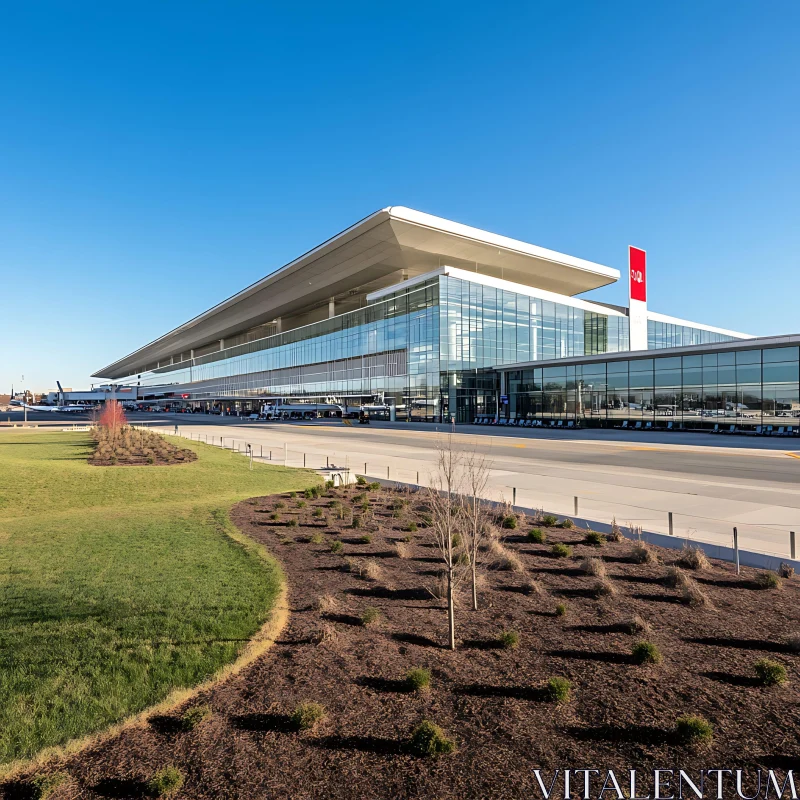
[367,266,628,316]
[385,206,620,281]
[646,309,753,340]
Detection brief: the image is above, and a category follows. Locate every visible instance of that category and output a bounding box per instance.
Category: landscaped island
[13,476,800,799]
[0,430,318,771]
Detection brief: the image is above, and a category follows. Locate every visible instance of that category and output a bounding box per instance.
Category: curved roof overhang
[93,206,619,379]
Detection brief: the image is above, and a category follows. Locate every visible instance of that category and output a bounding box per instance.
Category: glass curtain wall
[507,346,800,430]
[648,319,738,349]
[438,275,628,421]
[119,279,442,420]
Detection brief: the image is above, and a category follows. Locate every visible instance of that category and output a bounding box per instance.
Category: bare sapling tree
[461,450,492,611]
[426,435,467,650]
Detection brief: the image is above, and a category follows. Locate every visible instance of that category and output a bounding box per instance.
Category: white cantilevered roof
[93,206,619,379]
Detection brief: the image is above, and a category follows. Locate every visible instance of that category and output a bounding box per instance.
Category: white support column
[328,298,335,318]
[275,318,282,333]
[219,339,225,351]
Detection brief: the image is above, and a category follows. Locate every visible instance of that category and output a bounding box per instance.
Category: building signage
[629,246,646,302]
[628,245,648,351]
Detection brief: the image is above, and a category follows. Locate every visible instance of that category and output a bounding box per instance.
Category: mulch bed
[8,485,800,799]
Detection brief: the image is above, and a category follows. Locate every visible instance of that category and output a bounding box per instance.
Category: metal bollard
[733,527,740,574]
[791,531,796,560]
[512,487,516,506]
[304,453,306,468]
[574,496,578,516]
[416,471,419,485]
[668,511,674,536]
[387,466,390,479]
[326,456,329,468]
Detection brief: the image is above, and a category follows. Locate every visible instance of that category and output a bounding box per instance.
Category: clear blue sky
[1,2,798,392]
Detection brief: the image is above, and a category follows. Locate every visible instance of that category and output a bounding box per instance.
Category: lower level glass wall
[504,345,800,431]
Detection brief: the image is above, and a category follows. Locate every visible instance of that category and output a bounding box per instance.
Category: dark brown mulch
[8,487,800,799]
[88,446,197,467]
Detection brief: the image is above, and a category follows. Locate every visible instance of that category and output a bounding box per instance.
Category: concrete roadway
[138,413,800,560]
[4,410,800,558]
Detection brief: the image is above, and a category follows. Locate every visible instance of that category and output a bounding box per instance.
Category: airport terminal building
[94,207,799,431]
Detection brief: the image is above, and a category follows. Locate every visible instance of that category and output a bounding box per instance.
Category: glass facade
[505,345,800,431]
[119,271,751,424]
[648,318,737,349]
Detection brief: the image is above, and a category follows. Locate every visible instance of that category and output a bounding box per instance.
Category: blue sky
[1,2,798,392]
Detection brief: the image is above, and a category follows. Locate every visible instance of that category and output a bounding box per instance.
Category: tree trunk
[447,566,456,650]
[471,560,478,611]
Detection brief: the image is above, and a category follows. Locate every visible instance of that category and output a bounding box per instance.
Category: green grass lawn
[0,431,318,765]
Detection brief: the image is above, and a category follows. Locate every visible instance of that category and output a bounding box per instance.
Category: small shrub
[181,703,212,730]
[501,515,518,530]
[270,512,280,521]
[542,514,558,527]
[491,543,525,572]
[29,772,70,800]
[675,715,713,746]
[551,543,572,559]
[579,556,606,577]
[288,492,296,499]
[358,534,372,544]
[754,658,787,686]
[630,541,654,564]
[297,500,307,508]
[676,544,710,571]
[351,515,363,529]
[528,528,546,543]
[329,540,343,554]
[545,677,572,703]
[755,571,782,590]
[361,606,381,626]
[405,667,431,692]
[524,577,544,596]
[362,560,383,581]
[559,518,575,530]
[407,720,456,757]
[779,562,795,579]
[403,522,418,533]
[356,476,367,486]
[394,542,411,559]
[555,602,567,617]
[287,519,299,528]
[594,579,617,598]
[608,517,623,542]
[622,615,650,635]
[682,577,711,607]
[310,622,338,645]
[584,530,605,546]
[368,481,381,492]
[664,566,690,589]
[290,701,326,731]
[310,532,324,544]
[275,501,286,509]
[148,766,185,798]
[499,630,520,649]
[325,479,334,490]
[631,640,662,665]
[312,507,323,518]
[316,593,339,614]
